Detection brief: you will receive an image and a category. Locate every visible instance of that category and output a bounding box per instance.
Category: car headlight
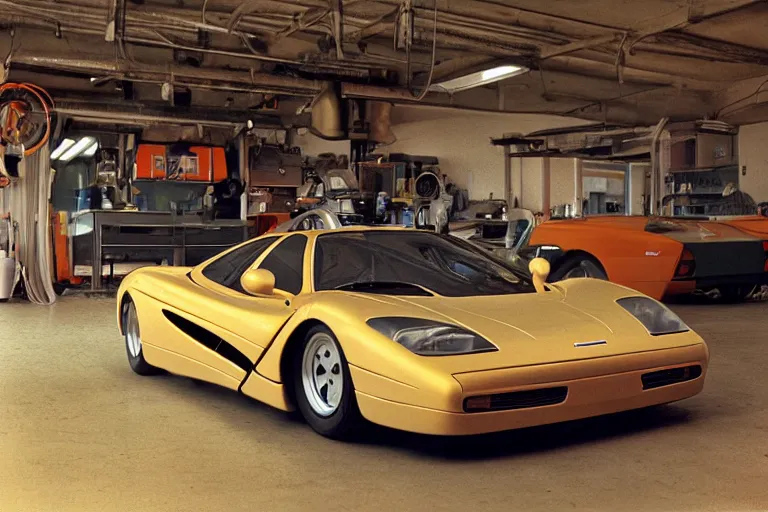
[617,297,689,336]
[366,317,497,356]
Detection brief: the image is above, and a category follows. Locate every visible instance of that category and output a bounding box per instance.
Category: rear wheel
[550,254,608,281]
[122,299,162,376]
[293,325,362,439]
[718,285,755,303]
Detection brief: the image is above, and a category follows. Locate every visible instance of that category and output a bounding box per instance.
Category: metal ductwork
[368,101,396,145]
[310,82,347,140]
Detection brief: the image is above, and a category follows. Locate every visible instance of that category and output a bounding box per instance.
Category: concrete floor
[1,297,767,512]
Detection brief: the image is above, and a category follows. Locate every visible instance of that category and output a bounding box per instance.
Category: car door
[178,235,308,381]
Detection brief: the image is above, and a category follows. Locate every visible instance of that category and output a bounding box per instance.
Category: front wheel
[293,325,362,439]
[122,299,162,376]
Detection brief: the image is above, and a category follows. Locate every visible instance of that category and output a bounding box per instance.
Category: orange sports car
[522,215,768,301]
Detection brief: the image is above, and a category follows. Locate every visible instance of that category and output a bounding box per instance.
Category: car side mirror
[240,268,276,297]
[528,257,550,293]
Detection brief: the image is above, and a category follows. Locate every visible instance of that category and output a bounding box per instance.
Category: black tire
[122,299,163,376]
[718,285,754,303]
[292,325,362,440]
[550,254,608,282]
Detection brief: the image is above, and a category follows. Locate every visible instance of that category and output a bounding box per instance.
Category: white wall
[513,157,545,211]
[289,105,588,203]
[739,122,768,201]
[383,106,587,201]
[550,158,576,208]
[289,111,768,210]
[291,131,351,158]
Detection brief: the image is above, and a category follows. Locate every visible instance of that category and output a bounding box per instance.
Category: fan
[414,172,441,200]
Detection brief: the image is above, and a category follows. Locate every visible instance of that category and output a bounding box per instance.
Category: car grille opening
[641,365,702,390]
[464,386,568,413]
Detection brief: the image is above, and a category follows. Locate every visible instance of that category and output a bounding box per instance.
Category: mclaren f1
[117,213,708,439]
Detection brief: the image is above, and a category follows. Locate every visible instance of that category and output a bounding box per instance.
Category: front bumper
[355,344,708,436]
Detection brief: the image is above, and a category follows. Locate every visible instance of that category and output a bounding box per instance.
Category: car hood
[350,279,703,372]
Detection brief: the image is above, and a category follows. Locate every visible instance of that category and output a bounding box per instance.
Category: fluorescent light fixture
[482,65,522,81]
[430,65,528,93]
[50,138,76,160]
[82,142,99,158]
[59,136,96,162]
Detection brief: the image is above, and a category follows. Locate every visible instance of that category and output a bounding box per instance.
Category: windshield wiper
[333,281,434,296]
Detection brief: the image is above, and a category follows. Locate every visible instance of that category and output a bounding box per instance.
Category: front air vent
[641,365,702,390]
[464,386,568,413]
[162,310,252,371]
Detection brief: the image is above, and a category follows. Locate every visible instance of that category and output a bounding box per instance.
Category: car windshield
[319,168,359,194]
[314,231,534,297]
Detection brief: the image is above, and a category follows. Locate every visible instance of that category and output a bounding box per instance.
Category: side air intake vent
[162,310,252,371]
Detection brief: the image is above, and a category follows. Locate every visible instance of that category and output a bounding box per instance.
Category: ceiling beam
[343,7,399,42]
[712,73,768,119]
[647,31,768,65]
[540,34,623,59]
[544,53,721,90]
[630,0,763,37]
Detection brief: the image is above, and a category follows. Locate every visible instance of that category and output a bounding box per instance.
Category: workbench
[70,210,247,292]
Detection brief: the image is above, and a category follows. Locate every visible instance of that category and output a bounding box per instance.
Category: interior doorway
[582,161,629,215]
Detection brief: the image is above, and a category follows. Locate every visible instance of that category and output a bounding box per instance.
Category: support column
[503,145,512,208]
[541,156,551,217]
[239,134,248,221]
[574,158,583,216]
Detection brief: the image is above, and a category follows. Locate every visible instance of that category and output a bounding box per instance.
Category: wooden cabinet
[248,145,303,187]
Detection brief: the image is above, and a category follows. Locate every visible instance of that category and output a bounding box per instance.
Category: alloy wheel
[301,333,343,417]
[125,302,142,358]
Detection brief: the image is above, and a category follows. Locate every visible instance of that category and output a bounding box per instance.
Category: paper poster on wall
[153,155,165,173]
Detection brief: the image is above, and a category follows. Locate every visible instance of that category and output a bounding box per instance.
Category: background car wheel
[550,254,608,281]
[718,285,755,303]
[122,299,162,376]
[293,325,362,439]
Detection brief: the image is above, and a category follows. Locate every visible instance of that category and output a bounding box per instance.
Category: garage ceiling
[2,0,768,128]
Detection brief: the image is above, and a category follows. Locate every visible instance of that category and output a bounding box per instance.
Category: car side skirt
[142,344,242,390]
[240,372,294,412]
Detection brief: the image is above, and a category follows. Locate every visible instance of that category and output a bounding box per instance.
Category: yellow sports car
[116,223,709,439]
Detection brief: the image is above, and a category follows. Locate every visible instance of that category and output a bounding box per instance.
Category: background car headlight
[366,317,497,356]
[617,297,689,336]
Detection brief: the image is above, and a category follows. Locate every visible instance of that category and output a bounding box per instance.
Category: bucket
[0,250,15,301]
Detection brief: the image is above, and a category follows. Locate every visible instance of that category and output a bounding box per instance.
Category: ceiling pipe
[53,100,283,127]
[13,52,438,108]
[3,21,375,74]
[11,53,324,94]
[0,10,380,73]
